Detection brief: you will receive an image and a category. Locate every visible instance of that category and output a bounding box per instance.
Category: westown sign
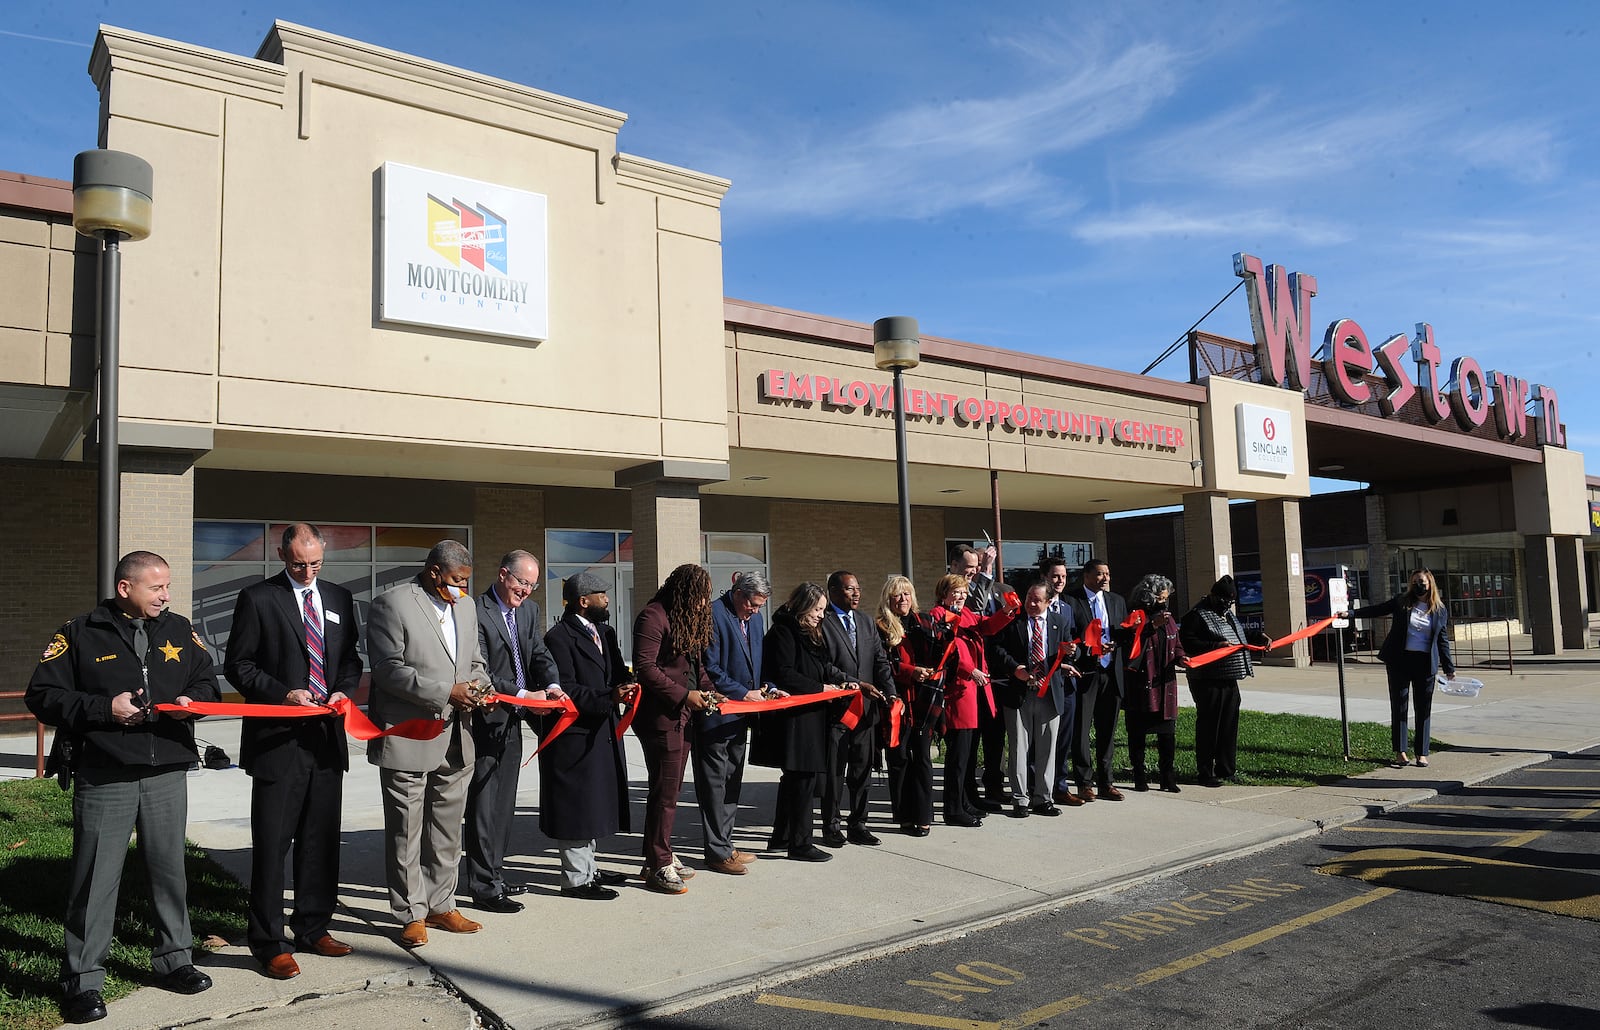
[1233,253,1564,447]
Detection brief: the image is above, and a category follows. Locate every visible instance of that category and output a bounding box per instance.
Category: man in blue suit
[695,571,771,875]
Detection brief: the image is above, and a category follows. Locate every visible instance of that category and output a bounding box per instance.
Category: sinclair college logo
[427,195,508,275]
[380,162,549,342]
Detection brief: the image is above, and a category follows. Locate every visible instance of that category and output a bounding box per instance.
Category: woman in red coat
[876,575,932,835]
[1121,573,1188,793]
[632,563,720,895]
[926,574,1018,827]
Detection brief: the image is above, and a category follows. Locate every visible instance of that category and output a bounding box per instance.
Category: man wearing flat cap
[539,572,636,899]
[1178,576,1268,788]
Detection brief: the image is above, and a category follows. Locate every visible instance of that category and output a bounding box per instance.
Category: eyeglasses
[506,571,538,592]
[288,560,323,573]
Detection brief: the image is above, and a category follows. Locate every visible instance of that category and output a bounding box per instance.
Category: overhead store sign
[757,369,1185,450]
[379,162,548,342]
[1236,402,1294,475]
[1233,252,1563,447]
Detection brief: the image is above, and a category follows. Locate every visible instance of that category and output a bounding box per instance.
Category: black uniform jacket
[27,601,221,771]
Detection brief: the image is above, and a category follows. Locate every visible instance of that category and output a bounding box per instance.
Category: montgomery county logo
[427,194,508,274]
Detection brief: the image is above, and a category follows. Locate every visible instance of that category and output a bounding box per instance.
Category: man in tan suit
[367,540,489,947]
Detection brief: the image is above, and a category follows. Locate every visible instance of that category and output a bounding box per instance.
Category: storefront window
[946,538,1095,595]
[193,520,469,678]
[703,533,769,597]
[1388,547,1517,625]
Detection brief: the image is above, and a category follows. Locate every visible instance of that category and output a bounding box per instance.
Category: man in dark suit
[463,550,561,913]
[1062,558,1128,802]
[225,523,364,980]
[820,571,896,847]
[696,572,770,875]
[542,573,636,899]
[989,581,1077,817]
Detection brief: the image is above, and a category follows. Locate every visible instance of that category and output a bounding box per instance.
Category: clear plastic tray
[1438,675,1484,697]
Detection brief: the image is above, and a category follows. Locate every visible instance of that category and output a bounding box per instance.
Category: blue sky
[5,1,1598,467]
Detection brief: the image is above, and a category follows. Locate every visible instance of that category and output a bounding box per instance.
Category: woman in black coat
[540,588,637,898]
[1179,575,1269,788]
[752,582,852,862]
[1348,569,1456,768]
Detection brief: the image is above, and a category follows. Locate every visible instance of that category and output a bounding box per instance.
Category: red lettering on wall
[1235,252,1317,391]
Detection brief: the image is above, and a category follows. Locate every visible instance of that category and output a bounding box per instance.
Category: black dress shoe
[820,828,848,848]
[1008,803,1031,818]
[1199,776,1224,788]
[62,989,107,1023]
[503,884,534,896]
[945,812,984,827]
[905,824,931,837]
[1030,803,1062,817]
[847,827,881,846]
[787,845,833,862]
[973,798,1004,813]
[160,965,213,995]
[597,870,629,886]
[471,892,525,914]
[560,880,620,900]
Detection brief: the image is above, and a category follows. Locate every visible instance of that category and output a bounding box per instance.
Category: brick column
[471,486,546,590]
[1524,535,1560,654]
[1556,535,1588,650]
[617,461,727,599]
[1256,498,1309,667]
[119,451,197,618]
[1364,493,1391,599]
[1182,491,1231,610]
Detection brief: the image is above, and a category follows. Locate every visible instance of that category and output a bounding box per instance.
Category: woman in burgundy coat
[632,563,719,895]
[1121,573,1188,794]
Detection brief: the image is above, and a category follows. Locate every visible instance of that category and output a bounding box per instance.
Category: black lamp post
[873,316,921,579]
[73,149,153,599]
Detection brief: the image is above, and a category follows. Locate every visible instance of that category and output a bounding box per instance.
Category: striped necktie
[303,589,328,701]
[505,609,525,692]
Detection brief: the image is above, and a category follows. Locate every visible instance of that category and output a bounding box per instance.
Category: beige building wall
[91,22,730,486]
[1197,375,1311,499]
[0,207,93,397]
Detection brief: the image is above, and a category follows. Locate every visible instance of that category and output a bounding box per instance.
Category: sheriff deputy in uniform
[26,550,222,1025]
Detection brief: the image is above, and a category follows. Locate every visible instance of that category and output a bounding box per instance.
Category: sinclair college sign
[1233,253,1564,447]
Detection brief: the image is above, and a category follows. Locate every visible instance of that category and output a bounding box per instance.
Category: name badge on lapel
[325,611,341,624]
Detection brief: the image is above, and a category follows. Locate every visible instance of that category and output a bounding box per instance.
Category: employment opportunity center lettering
[758,369,1184,449]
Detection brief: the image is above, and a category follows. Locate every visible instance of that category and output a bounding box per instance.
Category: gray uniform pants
[64,765,193,995]
[691,728,748,861]
[1004,697,1059,807]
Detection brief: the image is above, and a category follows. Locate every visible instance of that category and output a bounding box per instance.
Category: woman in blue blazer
[1349,570,1455,768]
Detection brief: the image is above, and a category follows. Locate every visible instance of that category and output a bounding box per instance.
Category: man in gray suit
[367,539,489,948]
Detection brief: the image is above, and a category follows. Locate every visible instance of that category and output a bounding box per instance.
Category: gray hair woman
[1120,573,1187,793]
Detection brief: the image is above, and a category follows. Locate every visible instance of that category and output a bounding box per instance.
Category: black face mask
[1145,602,1168,615]
[1210,595,1233,613]
[1410,583,1427,598]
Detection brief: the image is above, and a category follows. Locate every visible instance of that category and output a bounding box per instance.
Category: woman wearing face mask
[1120,574,1188,793]
[1347,571,1455,768]
[1179,576,1270,788]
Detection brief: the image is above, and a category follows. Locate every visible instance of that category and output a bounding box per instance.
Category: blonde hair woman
[876,576,932,834]
[1348,570,1456,768]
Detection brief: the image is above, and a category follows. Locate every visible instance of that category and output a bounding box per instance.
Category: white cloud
[715,32,1185,224]
[1071,203,1351,245]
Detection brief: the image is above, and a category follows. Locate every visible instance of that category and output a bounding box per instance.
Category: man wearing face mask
[1120,574,1188,793]
[367,539,489,948]
[1179,576,1269,788]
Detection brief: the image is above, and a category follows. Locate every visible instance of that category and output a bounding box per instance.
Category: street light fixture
[873,316,920,579]
[73,149,153,599]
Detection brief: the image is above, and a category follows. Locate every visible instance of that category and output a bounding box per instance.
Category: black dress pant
[967,697,1007,801]
[822,721,874,831]
[1127,730,1175,783]
[463,715,523,900]
[1072,668,1121,787]
[896,724,935,826]
[943,727,978,821]
[769,770,819,852]
[248,753,343,959]
[1191,679,1242,779]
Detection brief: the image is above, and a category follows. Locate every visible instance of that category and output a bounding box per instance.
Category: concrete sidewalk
[5,653,1599,1029]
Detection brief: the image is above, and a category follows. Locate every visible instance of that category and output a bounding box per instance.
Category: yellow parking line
[1482,785,1600,792]
[758,888,1398,1029]
[755,994,1001,1030]
[1344,827,1513,836]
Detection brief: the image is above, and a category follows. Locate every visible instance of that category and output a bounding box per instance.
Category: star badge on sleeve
[158,640,183,662]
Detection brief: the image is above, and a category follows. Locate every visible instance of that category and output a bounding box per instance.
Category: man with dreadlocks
[632,563,723,895]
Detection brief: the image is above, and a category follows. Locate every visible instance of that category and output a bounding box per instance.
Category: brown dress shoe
[1076,783,1097,802]
[706,856,748,875]
[399,921,428,948]
[262,953,300,979]
[1098,784,1126,801]
[732,850,758,864]
[307,934,354,957]
[1053,790,1085,807]
[425,910,483,934]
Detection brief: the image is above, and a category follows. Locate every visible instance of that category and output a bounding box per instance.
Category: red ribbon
[615,686,643,739]
[1120,609,1148,661]
[1183,616,1338,669]
[155,697,445,742]
[479,692,582,762]
[1035,641,1076,699]
[717,689,858,717]
[1082,618,1105,657]
[885,697,904,749]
